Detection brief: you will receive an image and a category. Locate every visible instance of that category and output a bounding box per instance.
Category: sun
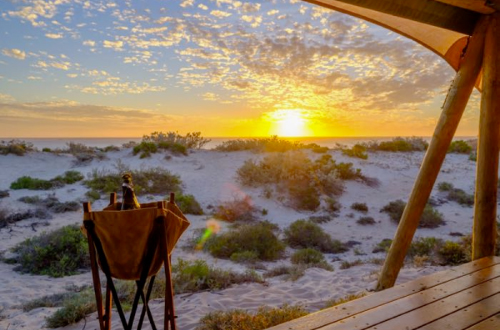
[267,109,309,137]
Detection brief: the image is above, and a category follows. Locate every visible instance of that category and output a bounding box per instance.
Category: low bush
[85,190,101,201]
[284,219,347,253]
[175,193,203,215]
[437,182,453,191]
[263,265,306,281]
[207,222,285,261]
[133,131,210,157]
[10,225,90,277]
[230,251,259,264]
[215,136,303,153]
[438,241,468,265]
[380,200,445,228]
[196,304,308,330]
[0,208,51,228]
[51,143,106,165]
[340,259,364,269]
[437,182,474,207]
[19,195,80,213]
[10,171,84,190]
[342,144,368,159]
[213,196,255,222]
[357,216,376,225]
[172,259,263,294]
[0,190,9,198]
[364,137,428,152]
[291,248,333,271]
[309,215,332,224]
[408,237,442,258]
[0,139,36,156]
[237,151,375,211]
[85,167,182,196]
[45,288,95,328]
[351,202,368,213]
[448,140,472,154]
[23,292,74,312]
[372,238,392,253]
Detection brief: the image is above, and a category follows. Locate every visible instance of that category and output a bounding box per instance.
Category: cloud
[2,48,26,60]
[210,10,231,18]
[45,33,63,39]
[0,100,176,137]
[83,40,96,47]
[103,40,124,50]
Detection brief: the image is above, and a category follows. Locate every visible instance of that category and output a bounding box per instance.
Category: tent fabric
[305,0,496,76]
[83,201,190,280]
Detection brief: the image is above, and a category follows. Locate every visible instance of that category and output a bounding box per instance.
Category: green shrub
[342,144,368,159]
[448,140,472,154]
[23,292,74,312]
[10,176,54,190]
[196,305,308,330]
[306,143,329,153]
[365,137,428,152]
[42,147,52,152]
[437,182,453,191]
[263,265,306,281]
[309,215,332,224]
[438,241,468,265]
[143,131,210,149]
[0,208,51,228]
[408,237,442,258]
[448,188,474,207]
[213,196,255,222]
[237,151,358,211]
[207,222,285,261]
[373,238,392,253]
[175,193,203,215]
[0,139,36,156]
[85,190,101,201]
[230,251,259,264]
[52,171,84,185]
[85,167,182,195]
[18,195,80,213]
[158,141,188,155]
[10,171,84,190]
[0,190,9,198]
[351,202,368,213]
[45,289,95,328]
[284,219,347,253]
[172,259,263,294]
[133,141,158,158]
[357,216,375,225]
[469,152,477,161]
[380,200,445,228]
[10,225,90,277]
[215,136,303,153]
[290,248,333,271]
[291,248,325,265]
[340,259,364,269]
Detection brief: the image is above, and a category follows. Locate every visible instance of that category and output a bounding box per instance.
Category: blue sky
[0,0,480,137]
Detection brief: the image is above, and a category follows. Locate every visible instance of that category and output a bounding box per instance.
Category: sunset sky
[0,0,481,138]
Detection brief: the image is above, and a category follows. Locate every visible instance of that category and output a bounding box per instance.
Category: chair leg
[138,277,157,330]
[104,286,112,330]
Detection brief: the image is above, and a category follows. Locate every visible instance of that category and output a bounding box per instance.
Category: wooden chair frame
[83,194,177,330]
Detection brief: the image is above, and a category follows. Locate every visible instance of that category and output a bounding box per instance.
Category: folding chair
[82,193,190,330]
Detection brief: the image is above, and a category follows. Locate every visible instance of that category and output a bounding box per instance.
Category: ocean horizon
[1,136,477,150]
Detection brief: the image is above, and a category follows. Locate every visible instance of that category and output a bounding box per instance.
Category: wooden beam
[306,0,480,35]
[472,12,500,260]
[376,15,489,291]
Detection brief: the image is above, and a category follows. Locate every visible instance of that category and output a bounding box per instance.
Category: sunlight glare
[268,109,309,137]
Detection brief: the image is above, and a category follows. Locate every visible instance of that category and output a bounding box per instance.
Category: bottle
[121,173,141,210]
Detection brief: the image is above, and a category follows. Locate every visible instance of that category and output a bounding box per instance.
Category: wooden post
[473,12,500,260]
[376,16,489,291]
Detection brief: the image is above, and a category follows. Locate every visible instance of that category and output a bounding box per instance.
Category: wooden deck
[267,256,500,330]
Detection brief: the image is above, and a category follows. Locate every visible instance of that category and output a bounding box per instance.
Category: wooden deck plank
[418,293,500,330]
[267,257,500,330]
[361,278,500,330]
[316,266,500,330]
[465,313,500,330]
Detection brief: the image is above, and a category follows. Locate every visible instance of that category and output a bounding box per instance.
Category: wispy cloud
[2,48,26,60]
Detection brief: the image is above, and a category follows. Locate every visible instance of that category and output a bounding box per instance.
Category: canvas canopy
[306,0,499,87]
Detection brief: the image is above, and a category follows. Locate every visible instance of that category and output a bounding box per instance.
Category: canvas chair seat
[83,193,190,330]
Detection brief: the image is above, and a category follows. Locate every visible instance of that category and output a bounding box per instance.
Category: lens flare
[196,219,221,250]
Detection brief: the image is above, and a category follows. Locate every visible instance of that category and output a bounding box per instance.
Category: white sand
[0,146,478,330]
